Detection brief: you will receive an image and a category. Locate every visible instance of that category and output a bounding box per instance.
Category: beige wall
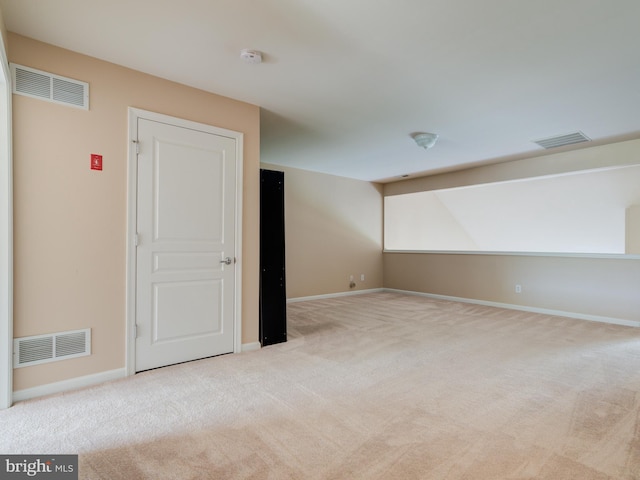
[384,253,640,321]
[627,205,640,254]
[384,139,640,322]
[0,7,7,51]
[262,164,383,298]
[385,138,640,196]
[10,33,260,391]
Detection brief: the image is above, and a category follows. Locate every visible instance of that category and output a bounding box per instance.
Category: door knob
[220,257,232,265]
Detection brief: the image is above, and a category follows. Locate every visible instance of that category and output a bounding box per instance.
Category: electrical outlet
[515,284,522,294]
[349,275,354,282]
[360,274,365,282]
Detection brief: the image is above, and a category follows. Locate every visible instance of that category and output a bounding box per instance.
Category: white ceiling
[2,0,640,182]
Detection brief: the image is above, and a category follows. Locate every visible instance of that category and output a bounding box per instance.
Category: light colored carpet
[2,292,640,479]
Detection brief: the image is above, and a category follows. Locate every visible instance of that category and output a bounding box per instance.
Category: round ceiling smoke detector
[411,132,439,150]
[240,49,262,64]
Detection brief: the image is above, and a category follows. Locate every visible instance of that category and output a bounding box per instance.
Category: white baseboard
[384,288,640,328]
[13,344,263,404]
[288,288,385,304]
[12,368,127,403]
[241,342,261,352]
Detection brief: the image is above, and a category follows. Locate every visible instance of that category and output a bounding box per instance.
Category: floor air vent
[14,328,91,368]
[533,131,590,149]
[11,63,89,110]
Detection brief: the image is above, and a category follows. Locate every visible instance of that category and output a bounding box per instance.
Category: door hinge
[134,324,138,338]
[134,233,139,246]
[133,140,140,154]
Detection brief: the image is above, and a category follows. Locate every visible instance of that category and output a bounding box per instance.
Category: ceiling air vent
[533,131,590,149]
[11,63,89,110]
[14,328,91,368]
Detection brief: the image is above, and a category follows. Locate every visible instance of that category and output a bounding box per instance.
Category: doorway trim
[0,29,13,409]
[125,108,243,376]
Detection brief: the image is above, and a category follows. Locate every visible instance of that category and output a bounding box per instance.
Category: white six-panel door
[134,116,238,372]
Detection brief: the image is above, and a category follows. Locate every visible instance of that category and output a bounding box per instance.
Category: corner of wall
[261,163,384,299]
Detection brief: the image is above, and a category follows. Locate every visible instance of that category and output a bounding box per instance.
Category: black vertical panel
[260,169,287,346]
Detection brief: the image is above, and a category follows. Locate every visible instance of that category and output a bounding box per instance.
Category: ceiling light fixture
[411,132,439,150]
[240,49,262,64]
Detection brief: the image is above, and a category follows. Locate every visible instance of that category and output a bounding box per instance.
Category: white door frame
[125,108,243,376]
[0,31,13,409]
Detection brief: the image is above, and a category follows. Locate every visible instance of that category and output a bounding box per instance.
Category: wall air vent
[14,328,91,368]
[533,131,590,149]
[11,63,89,110]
